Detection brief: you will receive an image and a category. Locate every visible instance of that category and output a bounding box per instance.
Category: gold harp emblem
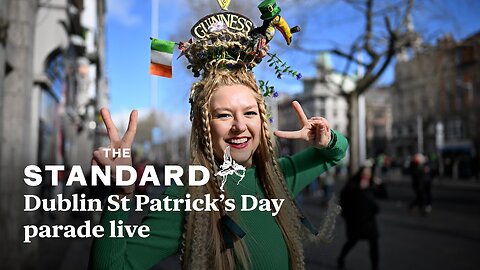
[216,0,231,10]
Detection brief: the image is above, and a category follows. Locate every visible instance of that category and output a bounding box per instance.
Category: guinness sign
[191,12,255,39]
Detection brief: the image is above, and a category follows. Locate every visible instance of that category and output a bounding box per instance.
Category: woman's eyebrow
[244,105,258,110]
[213,105,257,111]
[212,107,231,112]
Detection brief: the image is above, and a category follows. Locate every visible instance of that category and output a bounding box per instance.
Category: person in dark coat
[408,153,427,214]
[337,166,380,270]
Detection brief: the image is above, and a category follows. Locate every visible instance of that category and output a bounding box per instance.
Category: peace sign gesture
[91,108,138,197]
[274,101,331,149]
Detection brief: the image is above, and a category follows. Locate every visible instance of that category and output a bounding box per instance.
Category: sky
[105,0,480,129]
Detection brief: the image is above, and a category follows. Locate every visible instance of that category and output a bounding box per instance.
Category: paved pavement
[302,179,480,270]
[36,172,480,270]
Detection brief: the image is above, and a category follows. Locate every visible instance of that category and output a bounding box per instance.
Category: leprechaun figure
[250,0,300,46]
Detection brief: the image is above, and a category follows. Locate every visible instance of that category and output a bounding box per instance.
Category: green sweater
[90,130,348,270]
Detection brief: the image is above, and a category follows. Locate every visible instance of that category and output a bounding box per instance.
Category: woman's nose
[232,117,247,133]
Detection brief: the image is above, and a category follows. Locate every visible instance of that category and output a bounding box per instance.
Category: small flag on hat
[150,38,175,78]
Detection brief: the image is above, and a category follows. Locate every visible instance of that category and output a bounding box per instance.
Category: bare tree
[294,0,418,174]
[182,0,455,174]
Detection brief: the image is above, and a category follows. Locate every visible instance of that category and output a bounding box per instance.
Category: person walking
[408,153,427,215]
[337,166,380,270]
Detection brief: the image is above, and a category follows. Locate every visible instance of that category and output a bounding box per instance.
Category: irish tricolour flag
[150,38,175,78]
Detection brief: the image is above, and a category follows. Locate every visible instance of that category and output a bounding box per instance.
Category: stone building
[365,86,393,157]
[391,32,480,179]
[0,0,107,268]
[33,0,108,171]
[0,1,39,268]
[277,53,353,156]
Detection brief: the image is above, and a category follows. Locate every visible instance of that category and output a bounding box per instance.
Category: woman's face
[209,84,262,167]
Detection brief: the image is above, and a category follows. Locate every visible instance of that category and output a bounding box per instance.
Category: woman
[337,166,380,270]
[90,31,348,270]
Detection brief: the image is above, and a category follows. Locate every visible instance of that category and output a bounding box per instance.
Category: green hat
[258,0,282,20]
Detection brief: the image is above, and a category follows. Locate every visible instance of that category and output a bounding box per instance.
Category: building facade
[33,0,108,172]
[365,86,393,157]
[391,33,480,179]
[277,54,352,156]
[0,0,107,268]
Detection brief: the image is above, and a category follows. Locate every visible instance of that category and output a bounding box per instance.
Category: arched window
[38,48,65,166]
[45,48,65,101]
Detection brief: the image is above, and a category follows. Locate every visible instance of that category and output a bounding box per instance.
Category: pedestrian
[423,155,435,213]
[337,166,380,270]
[89,6,349,269]
[320,166,336,205]
[408,153,427,215]
[372,155,388,199]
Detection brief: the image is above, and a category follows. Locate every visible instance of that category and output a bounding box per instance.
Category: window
[446,119,464,139]
[455,46,475,66]
[374,125,385,137]
[46,52,65,101]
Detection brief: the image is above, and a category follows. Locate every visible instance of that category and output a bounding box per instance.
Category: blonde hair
[181,68,305,270]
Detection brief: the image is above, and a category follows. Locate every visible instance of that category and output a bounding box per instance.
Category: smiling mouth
[226,137,250,149]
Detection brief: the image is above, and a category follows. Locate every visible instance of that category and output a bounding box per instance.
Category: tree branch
[339,44,359,90]
[357,17,397,95]
[291,43,370,68]
[364,0,377,59]
[344,0,367,13]
[332,48,369,67]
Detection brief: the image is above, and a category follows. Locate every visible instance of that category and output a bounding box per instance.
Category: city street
[303,175,480,270]
[38,173,480,270]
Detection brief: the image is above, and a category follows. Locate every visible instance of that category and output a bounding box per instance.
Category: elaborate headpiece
[180,23,267,78]
[177,8,301,104]
[149,3,302,122]
[179,12,269,78]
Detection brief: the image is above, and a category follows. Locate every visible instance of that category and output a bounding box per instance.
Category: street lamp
[435,122,444,177]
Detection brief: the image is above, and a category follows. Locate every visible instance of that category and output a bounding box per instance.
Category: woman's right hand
[274,101,331,149]
[91,108,138,198]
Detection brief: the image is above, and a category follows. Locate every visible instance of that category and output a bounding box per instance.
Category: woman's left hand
[273,101,331,149]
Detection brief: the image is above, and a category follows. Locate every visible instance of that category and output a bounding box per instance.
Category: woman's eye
[216,113,232,119]
[245,111,258,117]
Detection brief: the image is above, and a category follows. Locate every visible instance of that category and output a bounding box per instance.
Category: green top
[90,130,348,270]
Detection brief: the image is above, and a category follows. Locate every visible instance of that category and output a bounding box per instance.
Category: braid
[201,105,227,216]
[259,102,297,206]
[179,214,188,263]
[257,99,305,270]
[191,209,210,269]
[258,99,301,217]
[201,105,216,178]
[180,135,199,264]
[200,97,243,270]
